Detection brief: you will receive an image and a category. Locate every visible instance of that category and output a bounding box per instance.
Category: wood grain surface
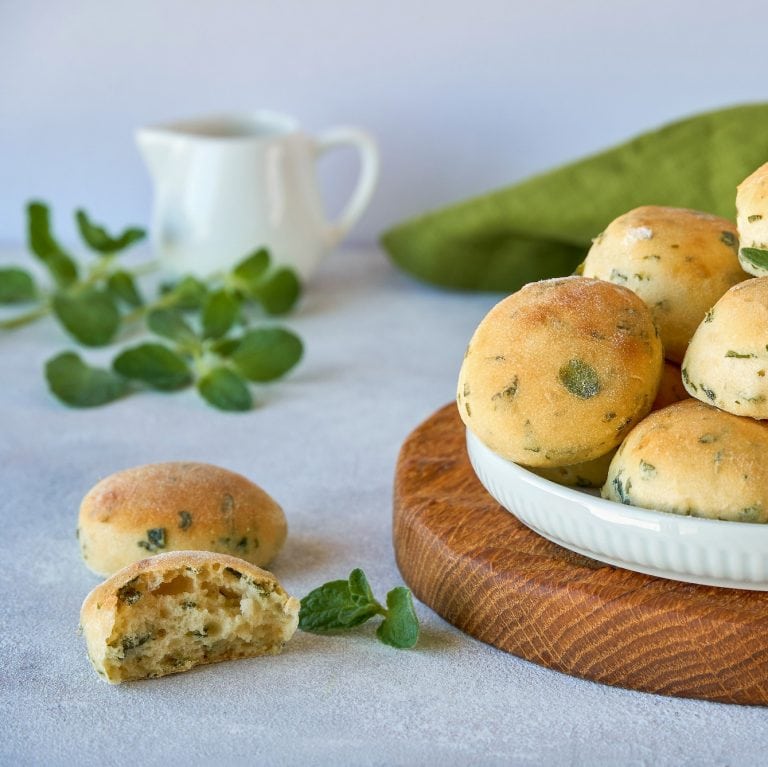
[393,403,768,706]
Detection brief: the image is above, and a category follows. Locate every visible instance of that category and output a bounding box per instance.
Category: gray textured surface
[1,246,766,767]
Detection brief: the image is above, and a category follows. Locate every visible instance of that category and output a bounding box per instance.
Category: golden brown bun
[80,550,299,683]
[583,205,747,362]
[530,449,616,488]
[736,162,768,276]
[602,400,768,522]
[457,276,663,467]
[78,462,287,576]
[682,278,768,419]
[651,361,690,412]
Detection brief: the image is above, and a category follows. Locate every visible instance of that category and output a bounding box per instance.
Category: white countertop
[1,246,765,767]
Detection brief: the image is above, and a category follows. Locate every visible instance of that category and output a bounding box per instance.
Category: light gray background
[2,0,768,243]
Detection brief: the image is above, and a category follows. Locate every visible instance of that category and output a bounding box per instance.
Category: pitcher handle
[315,127,379,247]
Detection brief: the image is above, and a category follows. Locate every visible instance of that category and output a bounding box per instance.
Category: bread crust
[78,462,287,576]
[584,206,747,362]
[457,276,663,466]
[80,550,300,683]
[602,399,768,522]
[682,278,768,419]
[737,162,768,276]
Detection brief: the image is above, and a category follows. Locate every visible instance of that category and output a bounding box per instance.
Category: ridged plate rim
[466,428,768,591]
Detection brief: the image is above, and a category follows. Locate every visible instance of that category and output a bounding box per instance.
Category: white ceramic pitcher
[136,111,379,281]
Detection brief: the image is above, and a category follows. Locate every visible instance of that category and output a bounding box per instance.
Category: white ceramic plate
[466,428,768,590]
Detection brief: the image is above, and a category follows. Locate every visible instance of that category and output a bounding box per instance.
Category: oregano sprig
[2,201,306,412]
[299,569,420,649]
[1,201,147,344]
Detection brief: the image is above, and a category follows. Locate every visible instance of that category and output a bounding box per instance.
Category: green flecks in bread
[138,527,166,553]
[748,214,763,223]
[117,578,142,605]
[740,248,768,271]
[491,376,519,404]
[725,350,757,358]
[681,366,698,392]
[700,385,717,403]
[558,359,601,399]
[609,269,629,283]
[698,433,719,444]
[639,460,656,477]
[720,231,738,252]
[704,308,714,323]
[178,511,192,530]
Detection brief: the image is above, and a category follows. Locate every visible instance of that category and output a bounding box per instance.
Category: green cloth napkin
[381,103,768,292]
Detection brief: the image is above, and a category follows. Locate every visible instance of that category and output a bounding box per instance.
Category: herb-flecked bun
[602,399,768,522]
[583,206,747,363]
[78,462,287,576]
[682,278,768,419]
[457,276,663,467]
[80,550,299,683]
[530,449,616,489]
[651,361,690,412]
[736,162,768,276]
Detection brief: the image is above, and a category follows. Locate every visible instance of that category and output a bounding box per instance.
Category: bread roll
[583,205,747,362]
[80,550,299,683]
[78,462,287,576]
[602,399,768,522]
[682,278,768,419]
[530,449,616,488]
[736,162,768,276]
[457,276,663,467]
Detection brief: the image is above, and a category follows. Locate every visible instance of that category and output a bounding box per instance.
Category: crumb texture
[83,555,298,683]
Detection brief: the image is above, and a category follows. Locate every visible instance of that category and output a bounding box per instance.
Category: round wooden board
[393,404,768,706]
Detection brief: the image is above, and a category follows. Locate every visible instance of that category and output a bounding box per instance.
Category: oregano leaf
[75,209,145,254]
[0,268,37,303]
[113,343,192,390]
[197,367,252,411]
[52,288,120,347]
[45,351,129,407]
[253,267,301,315]
[231,327,303,382]
[202,289,241,339]
[376,587,419,649]
[107,270,143,307]
[27,201,78,287]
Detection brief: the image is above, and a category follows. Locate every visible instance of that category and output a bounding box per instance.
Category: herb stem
[0,301,51,330]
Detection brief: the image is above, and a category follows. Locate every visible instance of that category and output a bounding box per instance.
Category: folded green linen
[381,104,768,292]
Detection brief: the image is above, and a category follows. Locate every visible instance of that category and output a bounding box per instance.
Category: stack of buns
[459,161,768,523]
[78,462,298,683]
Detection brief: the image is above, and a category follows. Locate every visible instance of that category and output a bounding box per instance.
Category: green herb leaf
[253,267,301,315]
[299,579,379,632]
[348,568,376,606]
[376,587,419,649]
[45,351,129,407]
[147,309,198,346]
[0,267,37,303]
[107,270,143,307]
[160,276,209,311]
[197,366,252,411]
[299,569,419,648]
[27,201,78,287]
[558,358,601,399]
[113,343,192,390]
[231,327,303,382]
[52,288,120,346]
[740,247,768,271]
[75,209,145,254]
[232,248,270,291]
[202,289,241,339]
[210,337,240,357]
